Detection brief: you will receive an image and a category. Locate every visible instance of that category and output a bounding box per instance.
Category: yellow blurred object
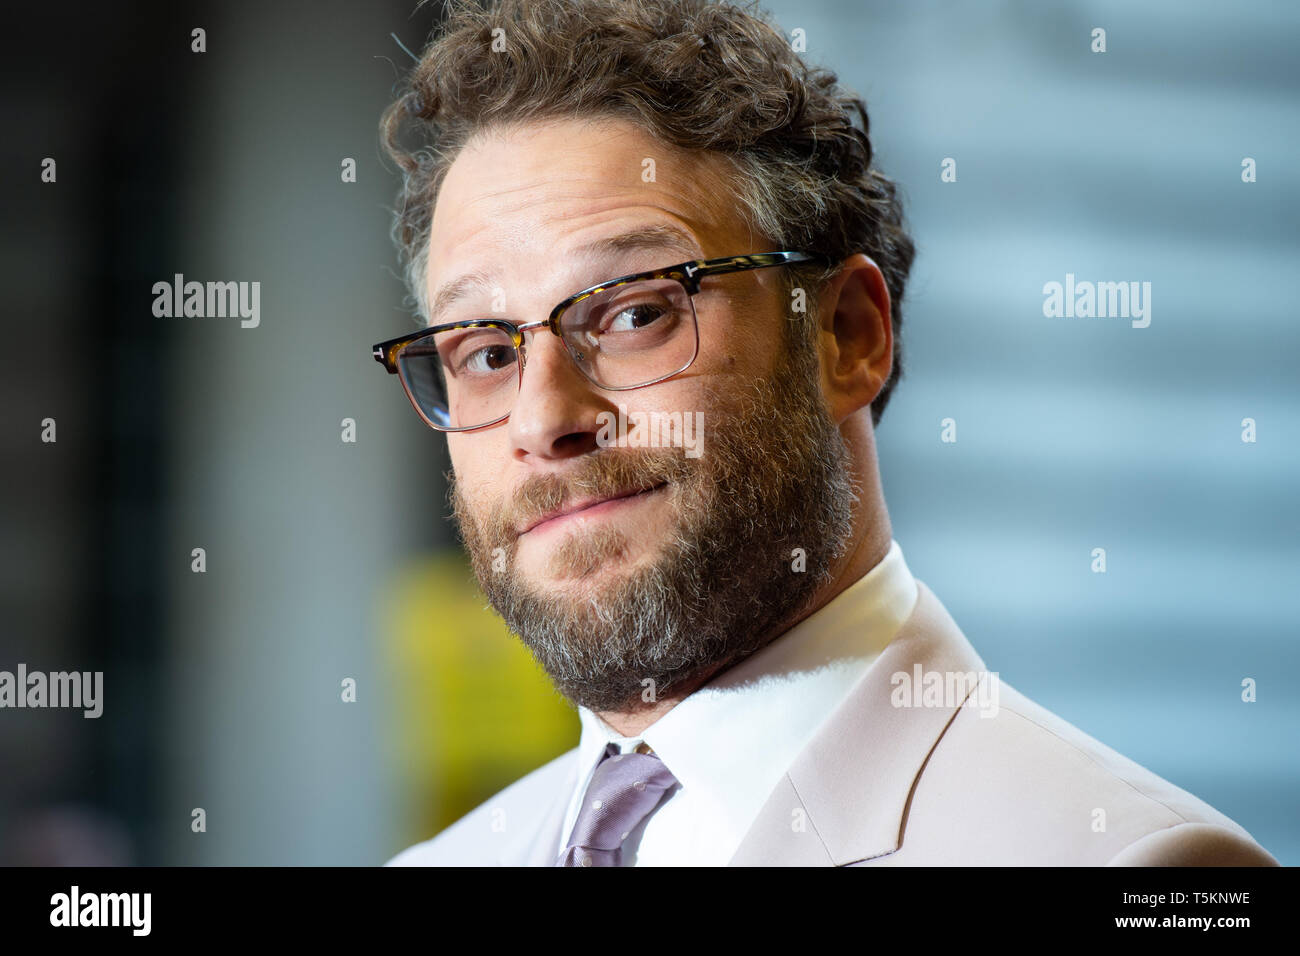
[381,549,579,841]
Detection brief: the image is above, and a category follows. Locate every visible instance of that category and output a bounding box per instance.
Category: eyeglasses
[372,250,823,432]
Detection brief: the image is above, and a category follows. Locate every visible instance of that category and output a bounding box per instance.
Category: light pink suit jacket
[387,581,1279,866]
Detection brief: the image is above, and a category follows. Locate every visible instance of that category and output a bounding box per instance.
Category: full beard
[449,332,859,713]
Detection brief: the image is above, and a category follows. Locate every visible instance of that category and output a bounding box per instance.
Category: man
[373,0,1277,866]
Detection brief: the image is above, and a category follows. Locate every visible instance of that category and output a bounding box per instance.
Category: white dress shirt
[557,538,919,866]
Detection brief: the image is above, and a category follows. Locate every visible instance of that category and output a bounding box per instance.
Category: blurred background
[0,0,1295,865]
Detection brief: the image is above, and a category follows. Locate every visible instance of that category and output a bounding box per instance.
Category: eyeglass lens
[396,277,698,429]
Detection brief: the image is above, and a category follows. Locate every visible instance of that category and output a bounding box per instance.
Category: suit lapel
[498,750,578,866]
[729,580,986,866]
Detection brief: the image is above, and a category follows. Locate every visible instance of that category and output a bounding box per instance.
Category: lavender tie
[556,743,678,867]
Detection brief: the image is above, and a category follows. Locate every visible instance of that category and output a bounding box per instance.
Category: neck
[596,416,892,737]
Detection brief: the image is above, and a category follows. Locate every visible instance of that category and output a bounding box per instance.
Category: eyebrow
[426,223,703,324]
[573,223,702,262]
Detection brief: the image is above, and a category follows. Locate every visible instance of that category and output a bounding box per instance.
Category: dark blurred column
[0,0,208,866]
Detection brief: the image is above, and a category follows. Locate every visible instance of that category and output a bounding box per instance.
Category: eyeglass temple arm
[680,251,827,291]
[372,341,403,373]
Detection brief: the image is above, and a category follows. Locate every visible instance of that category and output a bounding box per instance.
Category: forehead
[424,116,758,314]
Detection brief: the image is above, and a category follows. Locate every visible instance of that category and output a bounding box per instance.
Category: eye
[462,342,516,375]
[602,301,670,334]
[439,329,517,376]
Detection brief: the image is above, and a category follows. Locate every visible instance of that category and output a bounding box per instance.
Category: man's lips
[517,482,669,536]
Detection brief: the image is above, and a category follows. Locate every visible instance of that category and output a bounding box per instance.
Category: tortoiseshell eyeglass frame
[371,250,827,432]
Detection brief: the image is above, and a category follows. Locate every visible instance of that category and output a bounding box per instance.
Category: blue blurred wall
[765,0,1299,863]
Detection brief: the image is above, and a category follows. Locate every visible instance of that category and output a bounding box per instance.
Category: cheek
[695,299,783,379]
[691,324,742,377]
[447,440,496,504]
[639,380,705,417]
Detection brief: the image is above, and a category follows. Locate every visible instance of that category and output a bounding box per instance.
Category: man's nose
[507,328,607,461]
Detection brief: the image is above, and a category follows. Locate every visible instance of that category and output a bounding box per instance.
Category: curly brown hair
[380,0,915,426]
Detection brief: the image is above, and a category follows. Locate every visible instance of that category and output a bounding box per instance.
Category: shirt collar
[574,538,918,849]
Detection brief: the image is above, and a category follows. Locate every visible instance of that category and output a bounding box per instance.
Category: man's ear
[818,253,893,426]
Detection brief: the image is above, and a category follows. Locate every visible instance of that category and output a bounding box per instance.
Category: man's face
[430,116,856,712]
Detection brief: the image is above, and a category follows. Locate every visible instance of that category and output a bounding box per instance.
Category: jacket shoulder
[1105,821,1278,866]
[903,680,1277,865]
[384,746,578,866]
